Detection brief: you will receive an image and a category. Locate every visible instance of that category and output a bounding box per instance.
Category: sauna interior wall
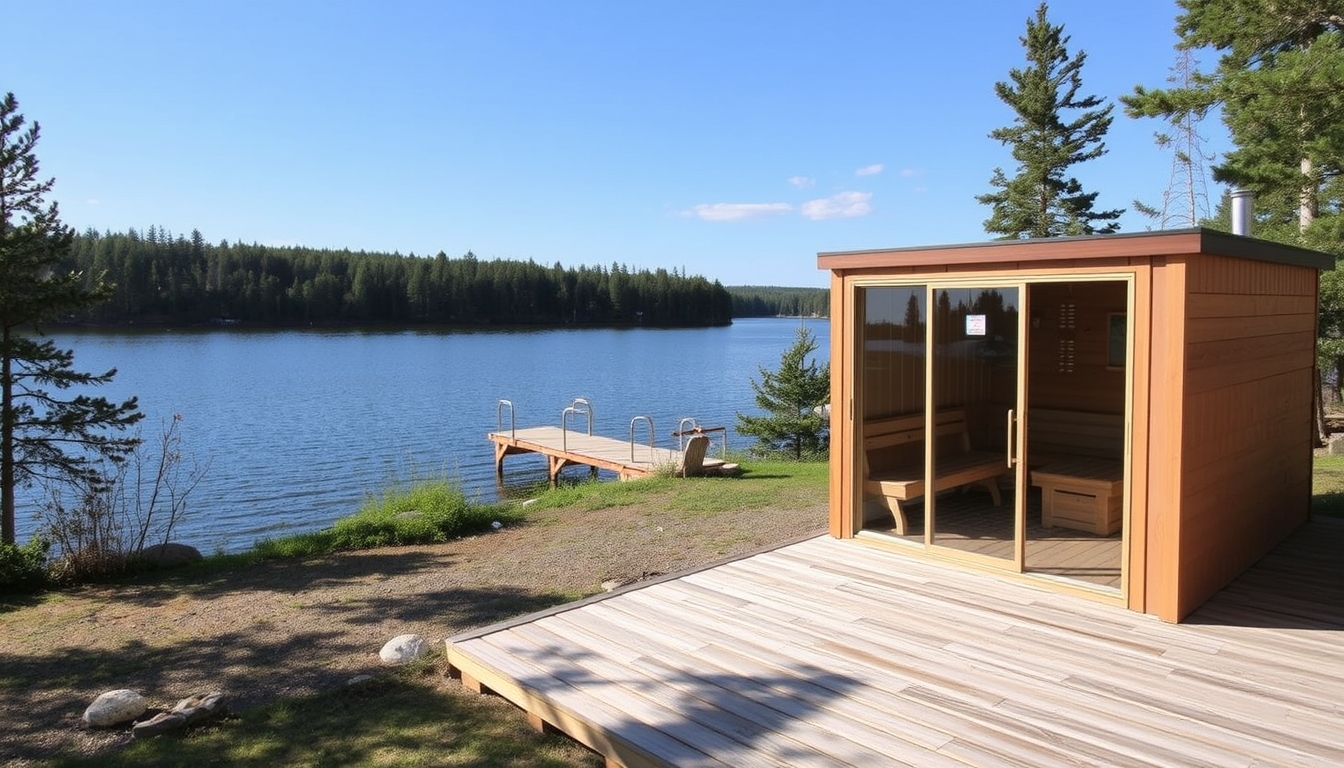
[1173,254,1318,619]
[1027,282,1126,417]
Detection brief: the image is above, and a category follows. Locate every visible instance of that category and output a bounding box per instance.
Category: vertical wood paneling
[1147,258,1186,622]
[1026,282,1127,414]
[830,272,850,538]
[1125,264,1152,614]
[1174,257,1317,620]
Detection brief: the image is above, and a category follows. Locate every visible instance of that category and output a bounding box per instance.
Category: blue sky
[6,0,1218,287]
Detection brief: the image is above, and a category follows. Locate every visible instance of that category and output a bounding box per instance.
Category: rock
[83,689,148,728]
[132,711,185,739]
[346,674,377,687]
[601,579,629,592]
[379,634,427,665]
[171,691,227,725]
[139,542,203,568]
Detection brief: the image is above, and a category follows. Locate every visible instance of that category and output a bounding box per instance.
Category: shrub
[40,415,207,584]
[0,539,49,592]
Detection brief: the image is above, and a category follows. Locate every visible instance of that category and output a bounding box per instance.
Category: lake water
[14,318,829,554]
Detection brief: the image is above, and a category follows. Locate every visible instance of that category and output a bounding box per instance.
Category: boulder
[83,689,148,728]
[379,634,427,665]
[139,543,203,568]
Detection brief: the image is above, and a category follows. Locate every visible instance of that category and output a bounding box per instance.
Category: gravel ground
[0,487,827,765]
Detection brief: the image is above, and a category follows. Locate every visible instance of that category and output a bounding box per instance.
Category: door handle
[1006,409,1017,468]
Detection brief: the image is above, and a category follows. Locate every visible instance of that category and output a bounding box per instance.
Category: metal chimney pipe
[1231,189,1254,236]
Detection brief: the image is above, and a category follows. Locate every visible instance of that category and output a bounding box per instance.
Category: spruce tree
[978,2,1122,239]
[736,326,830,460]
[0,92,142,545]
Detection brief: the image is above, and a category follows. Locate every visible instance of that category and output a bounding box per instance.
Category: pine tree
[978,2,1122,239]
[736,326,830,460]
[1122,1,1344,240]
[0,92,142,545]
[1124,3,1344,405]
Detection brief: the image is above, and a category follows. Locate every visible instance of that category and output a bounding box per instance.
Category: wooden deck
[490,427,727,486]
[446,518,1344,767]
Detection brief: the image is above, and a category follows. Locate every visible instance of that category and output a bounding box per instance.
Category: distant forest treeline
[727,285,830,318]
[61,227,736,327]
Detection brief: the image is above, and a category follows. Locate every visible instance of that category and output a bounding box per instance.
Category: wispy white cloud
[855,164,884,177]
[691,202,793,222]
[800,191,872,220]
[788,175,815,188]
[900,168,924,178]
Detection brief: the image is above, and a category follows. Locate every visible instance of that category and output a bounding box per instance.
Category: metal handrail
[561,398,593,453]
[673,418,728,458]
[629,415,655,463]
[496,399,516,439]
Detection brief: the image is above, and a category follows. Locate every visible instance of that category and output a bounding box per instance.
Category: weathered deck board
[447,519,1344,767]
[490,426,728,485]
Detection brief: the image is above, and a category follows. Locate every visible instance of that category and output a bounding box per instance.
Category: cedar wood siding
[1172,254,1318,620]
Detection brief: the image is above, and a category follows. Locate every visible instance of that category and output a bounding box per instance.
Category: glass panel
[857,286,926,539]
[1022,281,1127,591]
[929,287,1019,563]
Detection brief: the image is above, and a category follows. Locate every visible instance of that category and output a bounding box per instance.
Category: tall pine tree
[978,2,1122,239]
[1124,3,1344,403]
[0,92,142,544]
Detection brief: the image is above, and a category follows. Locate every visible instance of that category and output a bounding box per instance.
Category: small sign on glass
[966,314,987,337]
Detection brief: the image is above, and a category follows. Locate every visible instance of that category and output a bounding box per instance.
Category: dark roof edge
[817,227,1336,271]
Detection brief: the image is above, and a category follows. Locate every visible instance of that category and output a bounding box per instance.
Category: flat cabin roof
[817,227,1336,272]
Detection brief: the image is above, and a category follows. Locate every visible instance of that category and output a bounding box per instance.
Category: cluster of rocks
[79,633,430,741]
[81,689,227,739]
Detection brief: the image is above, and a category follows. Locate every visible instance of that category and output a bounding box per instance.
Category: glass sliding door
[927,285,1025,567]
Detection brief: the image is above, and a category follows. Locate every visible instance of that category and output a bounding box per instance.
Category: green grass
[1313,455,1344,518]
[251,478,523,559]
[522,459,829,518]
[52,660,600,768]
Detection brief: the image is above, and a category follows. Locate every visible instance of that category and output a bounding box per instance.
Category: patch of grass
[521,459,828,518]
[1313,456,1344,518]
[252,478,521,559]
[53,662,600,768]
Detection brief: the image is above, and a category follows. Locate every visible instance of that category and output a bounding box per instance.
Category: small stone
[132,711,185,739]
[139,542,203,568]
[491,520,503,530]
[379,634,427,665]
[601,579,628,592]
[346,674,376,687]
[171,691,227,725]
[83,689,148,728]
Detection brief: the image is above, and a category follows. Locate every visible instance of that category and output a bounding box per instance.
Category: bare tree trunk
[1316,366,1329,448]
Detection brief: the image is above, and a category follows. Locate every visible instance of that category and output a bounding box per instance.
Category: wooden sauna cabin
[818,228,1334,622]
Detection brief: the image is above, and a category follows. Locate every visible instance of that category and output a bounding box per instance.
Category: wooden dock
[490,427,727,486]
[447,518,1344,767]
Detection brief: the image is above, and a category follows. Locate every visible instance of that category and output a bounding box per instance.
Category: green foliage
[0,92,143,545]
[1124,2,1344,393]
[737,326,830,459]
[252,479,517,559]
[978,3,1122,238]
[0,538,48,592]
[61,229,734,327]
[727,285,830,318]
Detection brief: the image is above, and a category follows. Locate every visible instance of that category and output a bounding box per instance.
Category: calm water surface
[16,318,828,553]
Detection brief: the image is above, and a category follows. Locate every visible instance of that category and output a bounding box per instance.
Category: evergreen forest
[62,227,739,327]
[727,286,829,318]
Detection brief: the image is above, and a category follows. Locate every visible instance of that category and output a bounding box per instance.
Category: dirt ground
[0,491,827,765]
